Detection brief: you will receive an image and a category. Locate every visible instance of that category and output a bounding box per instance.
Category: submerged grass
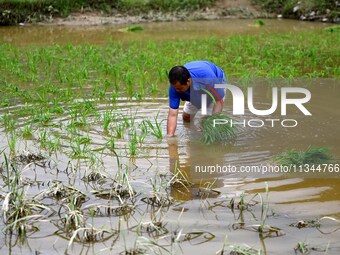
[273,146,335,166]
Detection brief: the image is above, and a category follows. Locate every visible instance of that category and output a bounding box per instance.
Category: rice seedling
[70,137,93,159]
[1,154,52,235]
[201,113,236,145]
[46,136,62,153]
[50,100,65,114]
[115,124,125,139]
[246,183,284,237]
[124,71,134,98]
[21,125,33,139]
[31,110,52,124]
[273,146,335,166]
[111,90,117,104]
[63,195,86,232]
[102,109,115,131]
[142,174,174,208]
[149,83,159,95]
[138,120,148,135]
[7,132,17,155]
[128,129,138,157]
[106,136,115,151]
[68,226,118,247]
[294,242,310,255]
[38,129,48,148]
[144,112,164,140]
[92,168,136,202]
[2,113,16,131]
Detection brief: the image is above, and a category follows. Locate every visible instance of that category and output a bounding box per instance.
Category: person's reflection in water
[167,137,225,201]
[167,137,193,201]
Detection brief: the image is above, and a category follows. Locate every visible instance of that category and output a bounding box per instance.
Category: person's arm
[167,108,179,137]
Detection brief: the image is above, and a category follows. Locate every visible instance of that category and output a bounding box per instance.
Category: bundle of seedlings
[200,113,236,145]
[273,146,335,166]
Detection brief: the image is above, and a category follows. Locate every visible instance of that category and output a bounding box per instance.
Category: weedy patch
[83,203,136,217]
[229,192,259,212]
[201,113,237,145]
[324,25,340,33]
[34,181,87,204]
[166,230,215,245]
[141,194,174,208]
[196,182,221,199]
[231,184,284,238]
[118,25,144,32]
[1,155,53,235]
[2,191,53,235]
[289,219,321,229]
[91,175,137,201]
[294,241,310,255]
[294,241,329,254]
[228,245,263,255]
[289,216,340,234]
[141,175,174,208]
[119,247,147,255]
[68,227,118,246]
[82,171,109,182]
[273,146,335,166]
[14,151,47,165]
[136,220,169,238]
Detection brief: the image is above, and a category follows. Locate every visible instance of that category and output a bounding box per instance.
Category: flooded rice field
[0,20,339,254]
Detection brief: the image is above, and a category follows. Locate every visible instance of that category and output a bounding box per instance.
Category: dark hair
[168,66,191,85]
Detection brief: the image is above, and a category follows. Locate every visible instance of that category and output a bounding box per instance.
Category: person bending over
[167,60,226,137]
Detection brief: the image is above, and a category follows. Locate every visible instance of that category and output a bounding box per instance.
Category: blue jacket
[169,60,226,109]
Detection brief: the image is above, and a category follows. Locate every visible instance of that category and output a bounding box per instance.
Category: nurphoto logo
[201,84,312,128]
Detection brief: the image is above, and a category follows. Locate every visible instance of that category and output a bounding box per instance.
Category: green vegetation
[251,0,339,22]
[0,0,217,25]
[273,147,335,166]
[0,31,339,109]
[118,25,144,32]
[0,23,339,254]
[201,113,236,145]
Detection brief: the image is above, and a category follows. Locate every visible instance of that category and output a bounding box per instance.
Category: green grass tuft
[201,113,236,145]
[324,25,340,33]
[273,146,335,166]
[119,25,144,32]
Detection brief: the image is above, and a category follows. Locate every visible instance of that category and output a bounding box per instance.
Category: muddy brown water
[0,19,332,46]
[0,20,339,255]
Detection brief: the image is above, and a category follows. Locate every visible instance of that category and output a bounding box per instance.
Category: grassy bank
[251,0,339,22]
[0,0,217,25]
[1,0,338,25]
